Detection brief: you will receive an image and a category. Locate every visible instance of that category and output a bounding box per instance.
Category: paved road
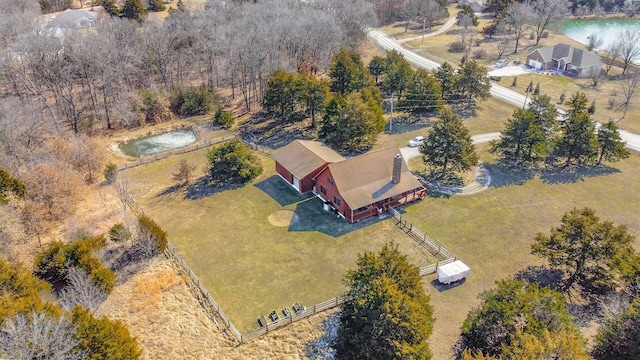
[368,29,640,153]
[397,17,457,44]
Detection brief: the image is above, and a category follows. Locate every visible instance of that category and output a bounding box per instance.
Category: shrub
[213,107,235,129]
[472,48,487,60]
[33,236,116,293]
[108,223,131,244]
[608,97,616,109]
[170,86,219,117]
[0,167,26,204]
[512,77,517,87]
[136,214,168,256]
[103,163,117,184]
[138,89,172,124]
[449,41,465,53]
[534,82,540,95]
[589,99,596,114]
[207,139,263,184]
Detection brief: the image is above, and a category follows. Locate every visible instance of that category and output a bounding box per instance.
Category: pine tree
[120,0,147,22]
[336,243,435,359]
[554,92,598,165]
[596,120,630,165]
[421,107,478,178]
[490,108,547,165]
[398,69,444,115]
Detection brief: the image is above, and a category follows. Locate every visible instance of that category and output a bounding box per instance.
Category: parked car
[495,59,508,68]
[408,136,425,147]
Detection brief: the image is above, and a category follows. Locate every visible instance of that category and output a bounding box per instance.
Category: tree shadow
[184,175,243,200]
[430,277,467,292]
[514,265,564,290]
[539,164,620,184]
[484,163,537,188]
[288,197,386,237]
[156,184,184,198]
[106,245,153,285]
[254,175,314,206]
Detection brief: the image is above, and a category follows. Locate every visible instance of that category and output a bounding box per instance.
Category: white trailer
[437,260,470,284]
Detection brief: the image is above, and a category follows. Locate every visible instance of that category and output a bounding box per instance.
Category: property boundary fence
[117,135,234,171]
[389,209,456,276]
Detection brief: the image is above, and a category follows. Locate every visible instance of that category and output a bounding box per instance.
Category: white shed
[437,260,470,284]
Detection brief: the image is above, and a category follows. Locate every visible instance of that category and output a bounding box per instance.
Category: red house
[274,141,427,223]
[272,140,345,193]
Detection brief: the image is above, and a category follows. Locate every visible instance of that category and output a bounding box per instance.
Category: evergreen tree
[528,94,559,137]
[368,55,386,84]
[398,69,444,115]
[262,68,300,123]
[328,47,374,95]
[593,298,640,360]
[460,278,580,357]
[597,120,630,165]
[554,92,598,165]
[421,107,478,178]
[71,306,142,360]
[298,74,329,128]
[434,60,490,114]
[207,139,263,184]
[319,89,384,151]
[531,207,635,296]
[0,167,26,204]
[336,243,434,359]
[382,50,413,96]
[147,0,166,12]
[490,108,547,165]
[120,0,147,22]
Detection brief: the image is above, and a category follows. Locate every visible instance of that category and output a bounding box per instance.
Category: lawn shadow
[288,197,386,237]
[430,277,467,292]
[184,175,243,200]
[484,163,536,188]
[539,164,620,184]
[156,184,184,198]
[514,265,563,291]
[254,175,314,206]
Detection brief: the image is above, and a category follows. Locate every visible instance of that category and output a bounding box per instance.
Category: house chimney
[392,154,402,184]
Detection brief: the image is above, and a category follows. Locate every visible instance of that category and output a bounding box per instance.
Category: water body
[119,130,197,157]
[561,18,640,60]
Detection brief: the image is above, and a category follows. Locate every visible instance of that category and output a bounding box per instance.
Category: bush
[0,167,26,204]
[170,86,219,117]
[448,41,465,53]
[137,214,168,256]
[138,89,172,124]
[33,236,116,293]
[213,107,235,129]
[207,139,263,184]
[472,48,487,60]
[108,223,131,244]
[103,163,117,184]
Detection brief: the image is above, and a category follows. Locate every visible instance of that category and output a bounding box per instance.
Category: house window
[320,185,326,195]
[334,196,341,206]
[327,178,334,186]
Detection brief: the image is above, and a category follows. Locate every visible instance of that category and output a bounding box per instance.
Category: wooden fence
[117,135,233,171]
[389,208,456,276]
[240,296,346,343]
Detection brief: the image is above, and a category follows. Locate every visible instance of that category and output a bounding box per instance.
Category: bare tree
[618,70,640,121]
[504,2,531,54]
[603,42,621,75]
[60,267,108,313]
[458,13,476,55]
[172,159,197,186]
[614,30,640,75]
[529,0,570,45]
[587,33,603,51]
[0,312,85,360]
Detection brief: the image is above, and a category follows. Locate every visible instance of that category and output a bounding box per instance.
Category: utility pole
[422,19,426,44]
[389,92,394,133]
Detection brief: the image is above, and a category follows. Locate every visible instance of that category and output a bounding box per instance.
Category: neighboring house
[274,141,427,223]
[526,43,602,78]
[272,140,345,194]
[458,0,485,12]
[47,9,98,37]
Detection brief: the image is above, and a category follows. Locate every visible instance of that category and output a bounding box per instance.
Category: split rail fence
[389,209,456,276]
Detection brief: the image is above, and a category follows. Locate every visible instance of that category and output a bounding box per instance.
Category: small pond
[119,130,197,157]
[561,18,640,61]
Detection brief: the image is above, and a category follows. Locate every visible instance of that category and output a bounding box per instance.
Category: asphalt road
[368,29,640,153]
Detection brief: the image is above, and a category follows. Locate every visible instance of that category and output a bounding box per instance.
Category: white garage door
[528,59,542,70]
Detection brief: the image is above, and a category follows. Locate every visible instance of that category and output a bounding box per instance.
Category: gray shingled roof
[529,43,601,68]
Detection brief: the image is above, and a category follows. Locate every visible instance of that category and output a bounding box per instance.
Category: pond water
[119,130,197,157]
[561,18,640,61]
